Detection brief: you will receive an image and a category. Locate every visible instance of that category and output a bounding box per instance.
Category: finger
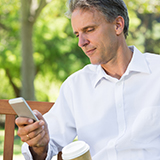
[15,116,34,127]
[26,134,31,140]
[27,129,46,147]
[33,110,48,132]
[20,124,44,142]
[18,119,44,136]
[33,110,48,133]
[21,133,32,142]
[33,110,44,121]
[35,130,47,147]
[26,124,44,140]
[25,118,49,147]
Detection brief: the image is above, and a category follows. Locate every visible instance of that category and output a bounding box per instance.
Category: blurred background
[0,0,160,159]
[0,0,160,102]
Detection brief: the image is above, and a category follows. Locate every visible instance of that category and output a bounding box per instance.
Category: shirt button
[108,141,115,147]
[116,82,122,86]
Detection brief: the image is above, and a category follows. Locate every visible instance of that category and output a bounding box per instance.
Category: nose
[78,34,89,48]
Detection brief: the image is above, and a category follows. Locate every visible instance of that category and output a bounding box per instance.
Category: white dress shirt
[22,46,160,160]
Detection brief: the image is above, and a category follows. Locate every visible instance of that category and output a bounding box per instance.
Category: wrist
[29,145,48,160]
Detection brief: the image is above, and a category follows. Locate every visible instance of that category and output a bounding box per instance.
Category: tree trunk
[20,0,50,100]
[21,0,35,100]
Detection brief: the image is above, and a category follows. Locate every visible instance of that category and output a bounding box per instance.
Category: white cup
[62,141,92,160]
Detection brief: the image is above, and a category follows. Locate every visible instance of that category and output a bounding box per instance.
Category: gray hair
[66,0,129,38]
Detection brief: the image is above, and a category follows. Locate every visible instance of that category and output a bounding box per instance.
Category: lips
[85,48,96,56]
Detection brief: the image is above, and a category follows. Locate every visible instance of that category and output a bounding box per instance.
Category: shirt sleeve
[21,143,33,160]
[21,141,57,160]
[44,79,77,152]
[21,78,77,159]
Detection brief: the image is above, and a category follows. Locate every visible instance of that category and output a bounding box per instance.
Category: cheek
[97,35,109,50]
[89,29,104,44]
[89,28,116,49]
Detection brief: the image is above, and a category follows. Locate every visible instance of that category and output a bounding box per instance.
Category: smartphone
[9,97,38,121]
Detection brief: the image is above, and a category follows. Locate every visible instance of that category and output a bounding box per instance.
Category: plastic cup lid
[62,141,90,160]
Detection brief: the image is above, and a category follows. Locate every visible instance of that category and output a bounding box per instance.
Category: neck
[101,43,133,80]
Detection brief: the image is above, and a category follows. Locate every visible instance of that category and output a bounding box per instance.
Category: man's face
[71,8,118,65]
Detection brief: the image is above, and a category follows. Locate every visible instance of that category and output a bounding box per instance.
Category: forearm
[29,145,48,160]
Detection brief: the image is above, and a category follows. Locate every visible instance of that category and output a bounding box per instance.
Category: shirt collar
[93,46,151,87]
[125,46,151,75]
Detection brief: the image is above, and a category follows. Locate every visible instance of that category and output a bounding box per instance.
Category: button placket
[115,80,126,136]
[107,139,117,160]
[106,80,126,160]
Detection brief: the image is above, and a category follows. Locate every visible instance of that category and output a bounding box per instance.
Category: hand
[15,110,49,159]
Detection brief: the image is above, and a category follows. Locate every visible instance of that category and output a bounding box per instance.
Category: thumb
[33,110,43,120]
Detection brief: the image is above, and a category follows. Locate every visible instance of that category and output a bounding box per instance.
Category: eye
[75,34,79,38]
[87,28,94,32]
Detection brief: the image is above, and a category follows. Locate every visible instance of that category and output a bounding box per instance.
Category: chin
[89,57,101,65]
[90,61,100,65]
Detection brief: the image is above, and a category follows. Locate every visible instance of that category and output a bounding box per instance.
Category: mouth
[85,48,96,56]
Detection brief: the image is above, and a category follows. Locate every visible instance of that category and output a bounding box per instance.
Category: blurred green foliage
[125,0,160,52]
[0,0,159,101]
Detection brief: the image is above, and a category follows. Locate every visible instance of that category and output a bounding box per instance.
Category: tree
[0,0,21,98]
[0,0,159,101]
[125,0,160,54]
[21,0,52,100]
[0,0,88,101]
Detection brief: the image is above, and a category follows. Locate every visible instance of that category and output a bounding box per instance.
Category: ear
[114,16,124,36]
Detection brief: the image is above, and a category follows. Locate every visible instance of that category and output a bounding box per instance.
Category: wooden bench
[0,99,62,160]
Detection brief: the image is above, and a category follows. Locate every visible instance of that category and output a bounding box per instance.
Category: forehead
[71,8,106,30]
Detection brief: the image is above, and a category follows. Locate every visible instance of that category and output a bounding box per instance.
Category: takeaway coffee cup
[62,141,92,160]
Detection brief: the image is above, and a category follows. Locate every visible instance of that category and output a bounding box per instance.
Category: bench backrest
[0,99,62,160]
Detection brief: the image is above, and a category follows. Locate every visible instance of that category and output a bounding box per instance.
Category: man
[16,0,160,160]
